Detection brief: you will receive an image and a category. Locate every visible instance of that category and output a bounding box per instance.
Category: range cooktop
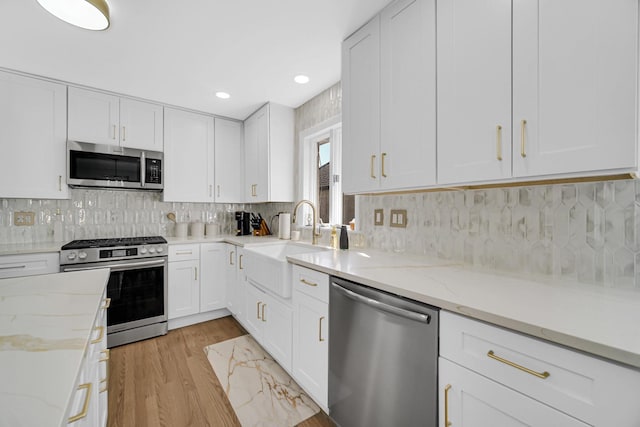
[61,236,167,250]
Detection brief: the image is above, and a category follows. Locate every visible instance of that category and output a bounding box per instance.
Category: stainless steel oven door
[61,257,168,334]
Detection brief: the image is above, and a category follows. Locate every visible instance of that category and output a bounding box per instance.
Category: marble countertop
[167,235,288,247]
[0,269,110,426]
[287,249,640,370]
[0,241,63,256]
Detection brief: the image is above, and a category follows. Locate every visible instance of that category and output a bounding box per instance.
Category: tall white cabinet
[243,103,294,202]
[214,117,244,203]
[164,108,215,203]
[0,71,68,199]
[200,243,227,312]
[68,87,163,151]
[437,0,638,185]
[342,0,436,194]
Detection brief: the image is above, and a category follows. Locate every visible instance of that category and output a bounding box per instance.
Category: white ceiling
[0,0,391,120]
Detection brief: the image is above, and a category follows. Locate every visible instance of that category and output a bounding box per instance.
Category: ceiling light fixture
[216,92,231,99]
[294,75,310,84]
[36,0,110,31]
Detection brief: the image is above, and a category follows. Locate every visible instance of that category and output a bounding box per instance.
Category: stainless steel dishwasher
[329,276,438,427]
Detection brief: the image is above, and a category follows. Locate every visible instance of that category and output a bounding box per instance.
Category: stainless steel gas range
[60,236,168,348]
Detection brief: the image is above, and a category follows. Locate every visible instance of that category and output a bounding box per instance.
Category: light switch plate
[390,209,407,228]
[374,209,384,226]
[14,211,35,226]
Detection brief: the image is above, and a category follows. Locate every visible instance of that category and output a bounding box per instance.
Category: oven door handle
[62,258,166,272]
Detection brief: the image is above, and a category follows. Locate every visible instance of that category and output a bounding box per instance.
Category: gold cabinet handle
[112,124,116,140]
[122,126,126,141]
[99,349,110,393]
[217,185,220,198]
[239,254,243,270]
[319,316,325,342]
[300,278,318,287]
[381,152,387,178]
[176,250,193,255]
[251,184,257,197]
[444,384,452,426]
[256,301,261,319]
[58,175,62,191]
[102,298,111,309]
[68,382,92,423]
[194,267,198,281]
[520,119,527,158]
[496,125,503,161]
[209,184,212,197]
[487,350,550,379]
[91,325,105,344]
[229,250,235,265]
[261,303,266,322]
[370,155,376,179]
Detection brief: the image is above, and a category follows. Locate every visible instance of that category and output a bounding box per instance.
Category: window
[299,118,354,226]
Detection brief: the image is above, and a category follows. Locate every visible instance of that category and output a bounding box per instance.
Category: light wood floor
[107,316,335,427]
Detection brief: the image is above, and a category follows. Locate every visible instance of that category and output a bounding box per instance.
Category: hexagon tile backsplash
[356,179,640,289]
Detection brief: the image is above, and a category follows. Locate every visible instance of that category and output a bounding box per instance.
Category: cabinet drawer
[169,244,200,261]
[292,265,329,303]
[440,311,640,425]
[0,252,59,278]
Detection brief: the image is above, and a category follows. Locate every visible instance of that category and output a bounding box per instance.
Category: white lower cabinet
[0,252,59,279]
[440,311,640,426]
[168,243,228,327]
[291,265,329,410]
[66,293,109,427]
[245,279,292,371]
[439,358,588,427]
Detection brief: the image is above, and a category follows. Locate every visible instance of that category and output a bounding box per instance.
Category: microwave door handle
[140,151,146,187]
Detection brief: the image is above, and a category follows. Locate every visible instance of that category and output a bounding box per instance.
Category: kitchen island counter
[0,269,110,426]
[288,249,640,369]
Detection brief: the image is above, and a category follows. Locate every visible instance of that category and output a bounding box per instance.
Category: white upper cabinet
[342,16,381,194]
[380,0,436,189]
[164,107,214,203]
[512,0,637,178]
[0,71,68,199]
[437,0,512,185]
[343,0,436,194]
[243,103,294,202]
[437,0,638,186]
[214,117,244,203]
[68,87,163,151]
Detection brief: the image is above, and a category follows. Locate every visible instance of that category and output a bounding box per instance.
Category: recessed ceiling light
[216,92,230,99]
[294,75,310,84]
[37,0,110,31]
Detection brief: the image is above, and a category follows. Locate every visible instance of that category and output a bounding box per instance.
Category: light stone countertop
[287,249,640,370]
[167,235,288,247]
[0,241,63,256]
[0,269,110,427]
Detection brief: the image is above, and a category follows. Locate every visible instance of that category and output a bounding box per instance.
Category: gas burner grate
[61,236,167,250]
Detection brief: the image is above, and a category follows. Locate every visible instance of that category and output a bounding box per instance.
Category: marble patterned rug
[204,335,320,427]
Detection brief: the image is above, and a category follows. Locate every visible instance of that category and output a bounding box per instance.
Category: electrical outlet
[390,209,408,228]
[374,209,384,226]
[14,211,35,226]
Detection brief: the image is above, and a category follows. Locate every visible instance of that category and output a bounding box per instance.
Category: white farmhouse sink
[243,242,329,298]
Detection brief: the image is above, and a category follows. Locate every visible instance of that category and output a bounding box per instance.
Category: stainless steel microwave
[67,140,163,191]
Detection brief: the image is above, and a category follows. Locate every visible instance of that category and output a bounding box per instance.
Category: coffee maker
[235,211,251,236]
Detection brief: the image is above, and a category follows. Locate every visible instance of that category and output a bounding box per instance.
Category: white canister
[191,222,204,238]
[205,222,220,237]
[278,213,291,239]
[175,223,188,238]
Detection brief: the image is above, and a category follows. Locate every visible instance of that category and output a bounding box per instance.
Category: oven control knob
[67,252,77,260]
[78,251,87,260]
[140,247,148,254]
[156,246,164,253]
[149,247,156,254]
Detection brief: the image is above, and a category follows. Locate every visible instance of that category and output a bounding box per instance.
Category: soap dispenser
[339,225,349,250]
[331,227,338,249]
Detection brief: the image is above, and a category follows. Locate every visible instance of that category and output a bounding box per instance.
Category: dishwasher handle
[331,282,431,324]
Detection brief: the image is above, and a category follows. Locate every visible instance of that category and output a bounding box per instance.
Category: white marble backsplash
[356,179,640,289]
[0,189,293,244]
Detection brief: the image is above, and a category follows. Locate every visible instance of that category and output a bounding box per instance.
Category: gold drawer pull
[68,382,92,423]
[444,384,452,426]
[487,350,550,379]
[300,278,318,287]
[381,152,387,178]
[261,303,266,322]
[91,325,105,344]
[496,125,503,161]
[229,250,235,265]
[239,254,243,270]
[520,119,527,158]
[102,298,111,309]
[99,349,110,393]
[319,316,325,342]
[256,301,261,319]
[370,155,376,179]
